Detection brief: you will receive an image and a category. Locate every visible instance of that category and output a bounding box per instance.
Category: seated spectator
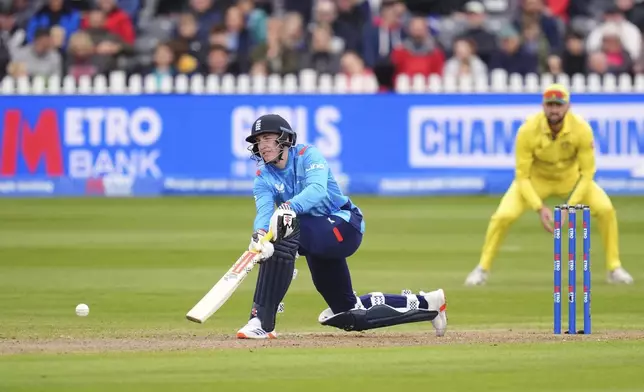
[250,14,305,75]
[520,20,555,73]
[339,50,373,77]
[237,0,268,45]
[281,11,307,52]
[0,4,24,79]
[562,30,587,75]
[224,6,249,52]
[586,5,641,61]
[599,26,634,74]
[361,0,406,69]
[168,13,205,75]
[443,37,487,78]
[223,5,251,72]
[81,0,135,45]
[390,16,445,77]
[333,0,367,53]
[488,25,538,75]
[513,0,562,62]
[142,42,176,79]
[83,9,133,74]
[187,0,222,41]
[208,23,228,47]
[310,0,336,29]
[308,0,344,53]
[454,1,498,66]
[203,43,239,75]
[65,30,99,79]
[301,24,341,74]
[26,0,80,48]
[49,24,66,51]
[587,51,610,74]
[10,27,62,77]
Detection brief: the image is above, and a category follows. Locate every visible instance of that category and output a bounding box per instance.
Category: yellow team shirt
[514,110,597,211]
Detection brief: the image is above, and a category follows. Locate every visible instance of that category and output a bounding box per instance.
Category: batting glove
[249,229,274,263]
[269,208,298,243]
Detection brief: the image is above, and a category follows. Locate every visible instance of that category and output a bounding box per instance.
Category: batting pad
[320,304,438,332]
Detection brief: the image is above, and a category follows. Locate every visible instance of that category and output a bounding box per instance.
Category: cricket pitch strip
[2,330,644,355]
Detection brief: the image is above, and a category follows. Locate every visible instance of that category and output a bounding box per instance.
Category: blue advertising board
[1,94,643,197]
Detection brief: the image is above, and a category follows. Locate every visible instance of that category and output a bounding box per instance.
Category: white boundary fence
[1,69,643,95]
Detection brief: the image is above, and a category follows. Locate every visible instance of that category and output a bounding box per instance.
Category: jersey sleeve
[287,146,328,214]
[567,122,597,206]
[514,121,544,211]
[253,175,275,232]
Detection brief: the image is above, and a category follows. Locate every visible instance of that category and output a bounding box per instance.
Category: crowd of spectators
[1,0,644,90]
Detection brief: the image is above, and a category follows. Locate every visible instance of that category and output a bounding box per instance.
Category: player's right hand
[538,206,554,234]
[249,230,274,262]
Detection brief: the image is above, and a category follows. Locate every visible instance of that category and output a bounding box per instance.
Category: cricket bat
[186,231,273,324]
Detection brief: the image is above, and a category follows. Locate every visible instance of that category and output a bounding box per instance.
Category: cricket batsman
[464,84,634,286]
[236,114,448,339]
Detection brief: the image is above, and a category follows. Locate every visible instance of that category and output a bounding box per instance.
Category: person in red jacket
[81,0,135,44]
[390,16,444,78]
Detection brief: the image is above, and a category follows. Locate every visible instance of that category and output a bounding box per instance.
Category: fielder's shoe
[421,289,448,337]
[607,267,634,285]
[464,266,489,286]
[236,317,277,339]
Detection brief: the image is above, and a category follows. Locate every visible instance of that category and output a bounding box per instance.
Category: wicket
[553,204,591,334]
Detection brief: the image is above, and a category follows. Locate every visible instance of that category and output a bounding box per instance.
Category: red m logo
[0,109,64,176]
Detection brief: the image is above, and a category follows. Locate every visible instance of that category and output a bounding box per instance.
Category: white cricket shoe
[421,289,448,337]
[464,266,489,286]
[607,267,634,285]
[236,317,277,339]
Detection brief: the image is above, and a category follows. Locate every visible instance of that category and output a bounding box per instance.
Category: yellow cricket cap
[543,83,570,104]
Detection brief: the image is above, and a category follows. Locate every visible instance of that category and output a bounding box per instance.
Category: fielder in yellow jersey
[464,84,634,286]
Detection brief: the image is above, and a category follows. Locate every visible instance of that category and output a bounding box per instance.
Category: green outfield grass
[1,196,643,391]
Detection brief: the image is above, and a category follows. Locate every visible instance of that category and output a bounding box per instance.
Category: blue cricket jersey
[253,144,365,233]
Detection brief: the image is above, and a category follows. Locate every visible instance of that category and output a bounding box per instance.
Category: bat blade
[186,251,257,323]
[186,232,273,324]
